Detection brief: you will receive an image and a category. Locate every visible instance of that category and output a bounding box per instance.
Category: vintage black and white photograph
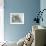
[10,13,24,24]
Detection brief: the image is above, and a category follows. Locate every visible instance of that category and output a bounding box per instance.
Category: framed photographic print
[10,13,24,24]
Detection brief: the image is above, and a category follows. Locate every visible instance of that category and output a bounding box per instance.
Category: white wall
[40,0,46,27]
[0,0,4,42]
[40,0,46,45]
